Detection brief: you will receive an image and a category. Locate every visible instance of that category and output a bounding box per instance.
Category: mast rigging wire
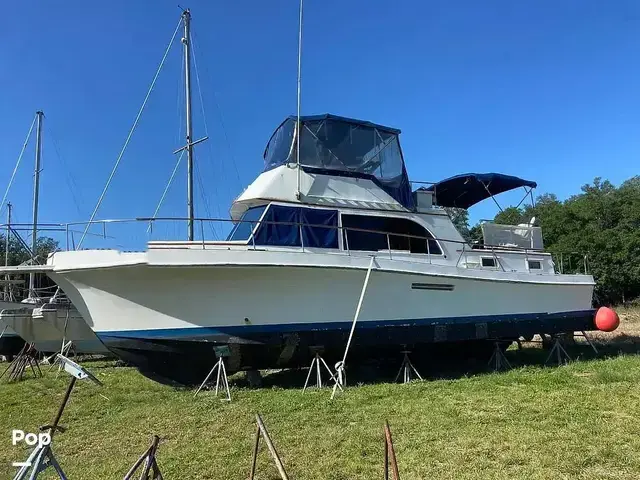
[77,17,182,249]
[191,31,241,190]
[46,120,85,216]
[147,150,185,233]
[0,115,37,217]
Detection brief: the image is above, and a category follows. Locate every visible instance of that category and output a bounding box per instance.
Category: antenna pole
[295,0,303,200]
[4,202,11,301]
[29,111,44,298]
[182,9,195,241]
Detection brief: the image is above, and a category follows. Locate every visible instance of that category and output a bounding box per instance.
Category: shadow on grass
[227,333,640,390]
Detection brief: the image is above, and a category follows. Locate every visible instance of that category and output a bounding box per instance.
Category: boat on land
[1,113,597,384]
[0,10,596,383]
[0,111,107,356]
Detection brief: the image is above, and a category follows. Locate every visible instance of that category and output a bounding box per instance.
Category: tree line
[452,176,640,306]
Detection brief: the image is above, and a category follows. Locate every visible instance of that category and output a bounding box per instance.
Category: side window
[528,260,542,270]
[227,206,267,241]
[252,205,339,248]
[341,215,442,255]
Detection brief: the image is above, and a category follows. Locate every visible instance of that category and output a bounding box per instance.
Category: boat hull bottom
[98,310,596,385]
[0,334,26,357]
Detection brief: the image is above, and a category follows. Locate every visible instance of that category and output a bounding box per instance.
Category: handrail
[0,217,592,277]
[1,216,549,256]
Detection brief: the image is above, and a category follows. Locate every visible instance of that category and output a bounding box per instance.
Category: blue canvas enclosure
[424,173,537,209]
[263,114,415,210]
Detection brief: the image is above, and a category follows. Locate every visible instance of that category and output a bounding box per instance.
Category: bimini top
[424,173,537,209]
[263,114,414,209]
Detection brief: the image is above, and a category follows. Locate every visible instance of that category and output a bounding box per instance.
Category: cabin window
[341,214,442,254]
[481,257,496,267]
[252,205,339,248]
[528,260,542,270]
[227,206,267,241]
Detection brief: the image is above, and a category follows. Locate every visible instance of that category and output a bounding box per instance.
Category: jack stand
[302,352,334,392]
[1,343,41,382]
[249,414,289,480]
[123,435,164,480]
[43,341,74,367]
[578,331,599,354]
[488,342,512,371]
[383,421,401,480]
[394,351,422,383]
[13,355,102,480]
[545,336,572,366]
[194,357,231,400]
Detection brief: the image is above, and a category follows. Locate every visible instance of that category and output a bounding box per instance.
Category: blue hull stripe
[97,310,595,340]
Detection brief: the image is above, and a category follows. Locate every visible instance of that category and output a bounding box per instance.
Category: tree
[444,207,471,242]
[0,233,59,300]
[472,176,640,305]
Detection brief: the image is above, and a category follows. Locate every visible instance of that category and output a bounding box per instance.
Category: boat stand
[394,351,422,384]
[249,414,290,480]
[488,341,512,371]
[576,331,599,354]
[123,435,164,480]
[13,355,102,480]
[1,343,41,382]
[194,357,231,400]
[43,341,75,367]
[383,421,401,480]
[302,352,334,392]
[545,336,572,366]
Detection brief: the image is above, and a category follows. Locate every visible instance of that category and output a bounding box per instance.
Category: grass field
[1,307,640,479]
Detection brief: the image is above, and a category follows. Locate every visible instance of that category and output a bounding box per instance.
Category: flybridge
[263,114,415,210]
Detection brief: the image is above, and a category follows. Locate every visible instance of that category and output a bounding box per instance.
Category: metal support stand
[302,352,334,392]
[194,357,231,400]
[545,336,572,366]
[488,342,512,371]
[394,351,422,383]
[578,331,599,354]
[249,414,289,480]
[123,435,164,480]
[43,341,74,367]
[13,355,101,480]
[383,421,401,480]
[1,343,41,382]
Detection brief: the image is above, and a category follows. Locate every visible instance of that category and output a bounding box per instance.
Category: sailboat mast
[182,9,195,241]
[29,111,43,297]
[4,202,11,301]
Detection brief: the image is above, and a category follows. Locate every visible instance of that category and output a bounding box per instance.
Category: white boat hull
[47,250,596,383]
[0,305,108,354]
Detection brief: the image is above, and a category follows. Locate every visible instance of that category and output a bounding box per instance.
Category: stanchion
[1,342,41,382]
[249,414,289,480]
[545,335,572,365]
[394,351,422,384]
[123,435,164,480]
[194,356,231,400]
[302,352,334,392]
[383,421,401,480]
[13,355,102,480]
[488,341,512,371]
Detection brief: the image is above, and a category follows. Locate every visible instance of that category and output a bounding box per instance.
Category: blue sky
[1,0,638,247]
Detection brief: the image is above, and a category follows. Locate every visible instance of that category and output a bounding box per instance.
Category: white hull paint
[49,248,595,337]
[0,305,108,354]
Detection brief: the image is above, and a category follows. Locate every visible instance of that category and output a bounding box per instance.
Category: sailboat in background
[0,111,108,356]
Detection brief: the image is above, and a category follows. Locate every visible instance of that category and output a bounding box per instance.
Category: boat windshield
[263,115,414,209]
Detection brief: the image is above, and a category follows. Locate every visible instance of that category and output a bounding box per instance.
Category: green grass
[2,308,640,479]
[1,354,640,479]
